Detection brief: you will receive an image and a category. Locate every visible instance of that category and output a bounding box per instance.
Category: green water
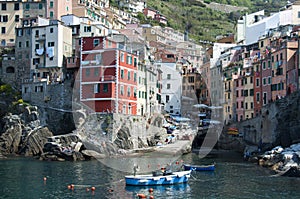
[0,151,300,199]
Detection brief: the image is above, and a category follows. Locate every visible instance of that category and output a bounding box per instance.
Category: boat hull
[125,170,191,186]
[183,164,215,171]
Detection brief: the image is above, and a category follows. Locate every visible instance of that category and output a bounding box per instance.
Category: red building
[80,36,138,115]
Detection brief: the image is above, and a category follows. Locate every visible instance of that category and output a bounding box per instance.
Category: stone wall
[235,91,300,150]
[22,79,76,135]
[75,112,166,152]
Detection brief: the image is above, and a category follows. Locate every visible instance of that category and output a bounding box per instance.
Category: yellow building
[0,0,46,46]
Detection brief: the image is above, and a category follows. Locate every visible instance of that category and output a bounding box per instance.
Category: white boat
[125,170,191,186]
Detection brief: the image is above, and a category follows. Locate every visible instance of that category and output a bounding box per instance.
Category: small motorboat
[183,164,215,171]
[125,170,191,186]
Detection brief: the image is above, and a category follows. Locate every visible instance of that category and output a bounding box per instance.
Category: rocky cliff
[0,106,52,156]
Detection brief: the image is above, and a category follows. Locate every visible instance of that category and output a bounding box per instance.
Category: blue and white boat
[183,164,215,171]
[125,170,191,186]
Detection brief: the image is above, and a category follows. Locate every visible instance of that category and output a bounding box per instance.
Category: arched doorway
[6,66,15,73]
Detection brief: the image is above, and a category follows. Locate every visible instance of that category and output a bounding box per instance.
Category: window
[93,39,99,47]
[1,3,6,10]
[134,73,137,82]
[84,26,91,32]
[39,3,43,9]
[25,3,30,10]
[236,90,239,97]
[268,60,271,68]
[134,57,137,67]
[256,78,260,87]
[120,53,124,62]
[48,42,55,47]
[2,15,8,22]
[260,41,264,47]
[236,102,239,109]
[120,85,124,95]
[50,28,54,33]
[85,68,90,77]
[94,84,100,93]
[263,92,267,105]
[241,101,244,108]
[1,27,5,34]
[250,89,254,96]
[166,95,170,103]
[120,69,124,79]
[256,92,260,103]
[263,78,266,85]
[26,41,29,47]
[95,54,102,64]
[126,55,132,65]
[94,68,99,76]
[50,11,54,18]
[245,102,248,110]
[167,74,171,80]
[251,102,254,109]
[128,71,131,80]
[15,15,20,22]
[50,1,54,8]
[103,84,108,92]
[33,58,40,65]
[188,76,194,83]
[167,84,171,89]
[262,62,266,70]
[244,90,248,97]
[18,42,21,48]
[14,3,19,10]
[127,87,131,97]
[298,11,300,18]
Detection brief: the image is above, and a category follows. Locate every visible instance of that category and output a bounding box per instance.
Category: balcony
[35,34,46,41]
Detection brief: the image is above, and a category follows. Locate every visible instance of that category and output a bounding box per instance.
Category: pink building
[47,0,72,20]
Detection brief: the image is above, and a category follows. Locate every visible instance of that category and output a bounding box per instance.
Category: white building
[238,2,300,45]
[158,63,182,115]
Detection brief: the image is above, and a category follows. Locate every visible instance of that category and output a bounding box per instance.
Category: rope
[69,179,124,188]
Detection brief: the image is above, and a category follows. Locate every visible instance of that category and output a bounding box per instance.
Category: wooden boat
[183,164,215,171]
[125,170,191,186]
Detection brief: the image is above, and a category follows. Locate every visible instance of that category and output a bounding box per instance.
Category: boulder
[20,127,53,156]
[0,114,23,155]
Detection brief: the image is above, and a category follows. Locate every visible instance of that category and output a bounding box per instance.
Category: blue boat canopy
[171,116,191,122]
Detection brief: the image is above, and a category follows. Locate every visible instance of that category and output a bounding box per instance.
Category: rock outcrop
[0,107,53,157]
[256,143,300,177]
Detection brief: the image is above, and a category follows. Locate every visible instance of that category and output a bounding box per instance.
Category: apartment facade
[0,0,46,46]
[80,36,139,115]
[15,17,72,93]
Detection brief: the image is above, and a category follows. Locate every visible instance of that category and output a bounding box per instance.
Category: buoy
[67,185,71,190]
[43,177,47,181]
[86,188,90,192]
[148,188,154,193]
[137,193,147,198]
[70,184,75,190]
[108,189,114,193]
[91,187,96,191]
[149,196,154,199]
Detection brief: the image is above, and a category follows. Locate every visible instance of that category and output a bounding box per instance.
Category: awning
[171,116,190,122]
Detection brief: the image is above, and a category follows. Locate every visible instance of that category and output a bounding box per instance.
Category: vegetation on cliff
[112,0,294,41]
